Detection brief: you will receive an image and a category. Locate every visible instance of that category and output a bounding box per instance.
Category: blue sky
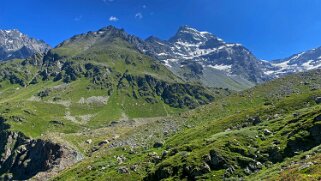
[1,0,321,60]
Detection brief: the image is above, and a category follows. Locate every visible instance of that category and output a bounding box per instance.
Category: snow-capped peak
[261,46,321,77]
[169,25,223,45]
[0,29,51,60]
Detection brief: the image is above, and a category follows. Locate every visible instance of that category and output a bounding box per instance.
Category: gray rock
[299,162,314,170]
[153,141,164,148]
[224,166,235,177]
[208,150,226,169]
[85,139,92,144]
[116,155,126,164]
[148,152,161,163]
[162,150,169,158]
[118,166,129,174]
[98,140,109,146]
[315,97,321,104]
[313,114,321,122]
[191,162,211,177]
[130,165,138,172]
[263,129,273,135]
[244,166,251,175]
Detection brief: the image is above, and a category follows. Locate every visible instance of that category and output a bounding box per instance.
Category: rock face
[0,119,81,180]
[140,26,272,90]
[0,29,50,61]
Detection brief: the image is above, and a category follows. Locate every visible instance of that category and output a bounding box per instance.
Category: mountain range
[2,26,321,180]
[141,26,321,89]
[2,26,321,91]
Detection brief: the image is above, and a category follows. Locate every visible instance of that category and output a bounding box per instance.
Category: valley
[1,25,321,180]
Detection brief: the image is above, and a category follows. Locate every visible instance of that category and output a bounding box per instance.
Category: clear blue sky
[1,0,321,60]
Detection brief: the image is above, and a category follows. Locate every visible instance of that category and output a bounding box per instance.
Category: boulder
[315,97,321,104]
[263,129,273,135]
[85,139,92,144]
[153,141,164,148]
[98,140,109,146]
[190,162,211,177]
[248,116,261,125]
[148,152,161,163]
[118,166,129,174]
[224,166,235,178]
[162,150,169,158]
[116,155,126,164]
[130,165,138,172]
[208,150,226,169]
[313,114,321,122]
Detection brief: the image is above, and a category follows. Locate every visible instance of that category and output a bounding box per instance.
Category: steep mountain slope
[0,29,50,60]
[141,26,272,90]
[0,26,229,180]
[53,68,321,181]
[269,46,321,77]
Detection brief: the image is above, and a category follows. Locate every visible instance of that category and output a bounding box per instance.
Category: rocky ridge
[0,29,50,61]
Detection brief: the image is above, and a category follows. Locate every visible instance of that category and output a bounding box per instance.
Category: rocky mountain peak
[0,29,50,61]
[141,25,270,90]
[96,25,127,37]
[169,25,222,45]
[145,36,163,43]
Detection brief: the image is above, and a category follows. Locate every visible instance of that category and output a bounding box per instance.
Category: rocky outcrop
[0,119,81,180]
[117,73,215,109]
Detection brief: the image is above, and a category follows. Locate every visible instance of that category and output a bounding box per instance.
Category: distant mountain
[268,46,321,77]
[0,29,50,60]
[140,26,272,90]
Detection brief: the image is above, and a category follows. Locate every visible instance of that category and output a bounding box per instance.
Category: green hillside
[53,69,321,181]
[0,27,228,180]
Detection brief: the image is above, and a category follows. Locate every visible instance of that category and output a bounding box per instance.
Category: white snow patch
[156,41,165,46]
[200,31,210,35]
[157,52,168,56]
[272,60,290,69]
[208,64,232,72]
[163,59,179,68]
[264,70,276,75]
[226,43,242,47]
[289,52,305,61]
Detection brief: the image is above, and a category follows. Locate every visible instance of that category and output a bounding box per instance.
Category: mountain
[141,26,272,90]
[0,29,50,61]
[4,25,321,181]
[0,26,229,180]
[268,46,321,77]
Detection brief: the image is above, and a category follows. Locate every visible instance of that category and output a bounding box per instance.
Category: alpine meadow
[1,0,321,180]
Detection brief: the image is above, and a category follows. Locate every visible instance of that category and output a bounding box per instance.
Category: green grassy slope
[0,26,231,180]
[53,69,321,181]
[0,26,229,137]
